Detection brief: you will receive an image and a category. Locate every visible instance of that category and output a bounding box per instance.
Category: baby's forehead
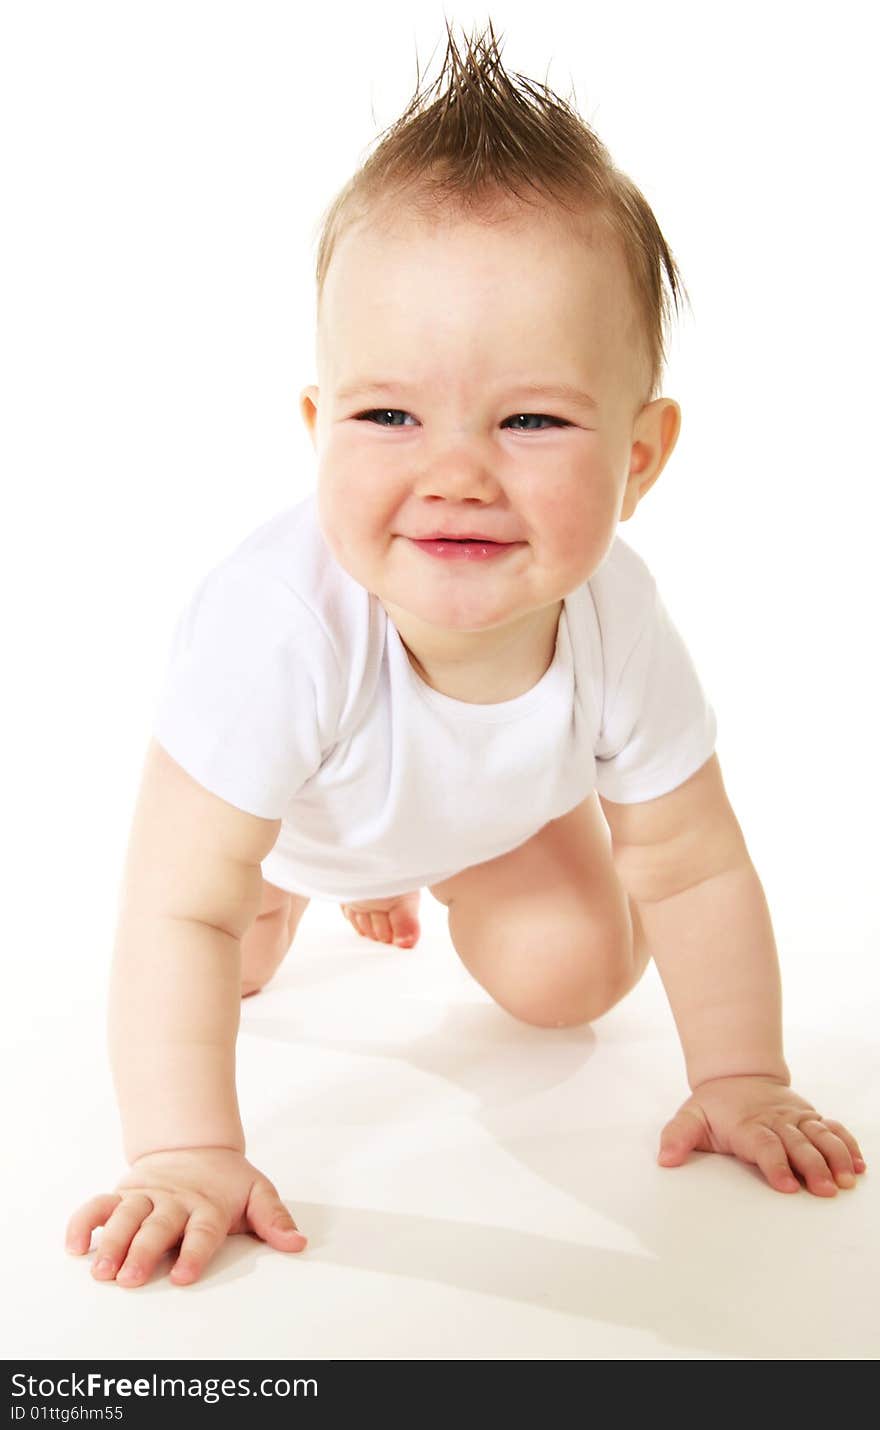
[327,205,635,318]
[319,211,646,382]
[313,198,649,400]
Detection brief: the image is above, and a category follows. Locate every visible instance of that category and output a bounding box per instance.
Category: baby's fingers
[169,1207,231,1285]
[65,1193,123,1255]
[741,1122,853,1197]
[86,1192,157,1281]
[737,1125,802,1193]
[246,1178,308,1253]
[809,1118,867,1177]
[777,1120,860,1196]
[112,1199,191,1287]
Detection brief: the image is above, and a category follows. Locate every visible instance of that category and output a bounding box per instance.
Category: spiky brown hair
[312,17,689,404]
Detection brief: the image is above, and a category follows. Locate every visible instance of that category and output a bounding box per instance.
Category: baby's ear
[620,398,681,519]
[299,386,320,446]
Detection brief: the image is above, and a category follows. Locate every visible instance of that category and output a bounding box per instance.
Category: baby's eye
[354,409,415,427]
[354,409,569,431]
[503,413,570,431]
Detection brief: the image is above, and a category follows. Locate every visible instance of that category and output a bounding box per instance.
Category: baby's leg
[240,878,310,997]
[428,792,650,1028]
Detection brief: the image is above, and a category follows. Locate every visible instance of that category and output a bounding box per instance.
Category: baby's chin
[378,585,541,637]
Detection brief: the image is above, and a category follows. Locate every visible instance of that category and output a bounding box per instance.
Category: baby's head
[300,19,687,662]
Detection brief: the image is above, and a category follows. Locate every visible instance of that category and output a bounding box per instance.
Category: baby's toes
[368,912,393,943]
[343,906,391,944]
[341,906,369,939]
[388,903,420,949]
[340,895,421,947]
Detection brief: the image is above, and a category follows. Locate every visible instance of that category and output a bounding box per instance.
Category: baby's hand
[657,1075,867,1195]
[65,1147,307,1287]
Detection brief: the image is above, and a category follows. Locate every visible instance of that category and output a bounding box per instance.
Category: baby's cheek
[546,501,610,570]
[317,483,392,583]
[315,485,357,566]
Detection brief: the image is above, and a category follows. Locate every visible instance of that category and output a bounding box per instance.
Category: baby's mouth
[405,534,524,562]
[409,533,516,544]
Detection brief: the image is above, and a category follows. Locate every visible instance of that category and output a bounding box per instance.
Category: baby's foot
[340,890,421,948]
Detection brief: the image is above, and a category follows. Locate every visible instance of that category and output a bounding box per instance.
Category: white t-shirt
[152,492,718,903]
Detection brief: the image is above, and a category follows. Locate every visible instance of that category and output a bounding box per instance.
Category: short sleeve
[594,586,718,804]
[151,560,327,819]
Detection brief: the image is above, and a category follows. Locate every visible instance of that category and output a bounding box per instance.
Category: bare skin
[339,891,422,949]
[67,1148,307,1288]
[242,788,655,1032]
[238,885,422,998]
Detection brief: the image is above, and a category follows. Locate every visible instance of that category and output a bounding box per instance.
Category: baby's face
[302,206,670,643]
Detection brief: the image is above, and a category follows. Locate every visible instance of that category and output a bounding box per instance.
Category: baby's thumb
[247,1180,308,1251]
[658,1106,706,1165]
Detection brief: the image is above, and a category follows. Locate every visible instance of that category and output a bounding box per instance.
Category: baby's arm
[600,755,866,1194]
[603,755,789,1088]
[108,737,267,1158]
[65,739,308,1285]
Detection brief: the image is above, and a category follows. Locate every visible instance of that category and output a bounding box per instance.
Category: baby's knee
[497,986,608,1029]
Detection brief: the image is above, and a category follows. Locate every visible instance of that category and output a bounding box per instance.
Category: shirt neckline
[387,598,571,724]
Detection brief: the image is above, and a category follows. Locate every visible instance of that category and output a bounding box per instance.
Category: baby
[66,20,865,1289]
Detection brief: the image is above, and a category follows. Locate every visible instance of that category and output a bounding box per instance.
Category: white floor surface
[3,893,876,1361]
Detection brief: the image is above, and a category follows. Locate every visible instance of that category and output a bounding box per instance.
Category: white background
[1,0,877,1360]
